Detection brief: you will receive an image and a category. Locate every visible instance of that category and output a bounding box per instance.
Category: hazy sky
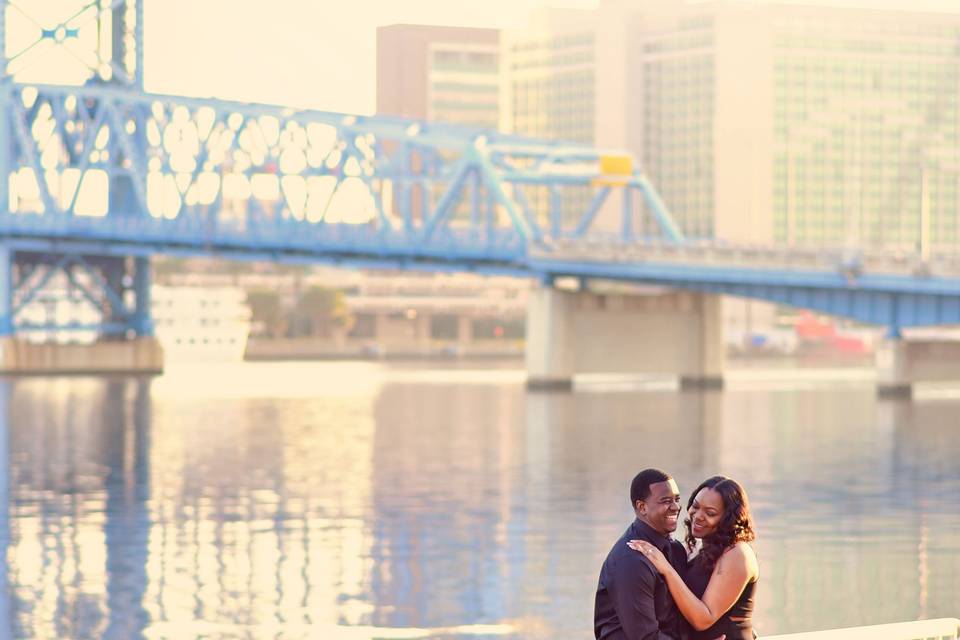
[143,0,599,115]
[11,0,960,116]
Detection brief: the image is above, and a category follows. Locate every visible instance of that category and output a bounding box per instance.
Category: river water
[1,361,958,639]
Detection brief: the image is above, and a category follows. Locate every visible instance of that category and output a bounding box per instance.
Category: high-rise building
[500,10,602,229]
[500,9,598,143]
[376,24,500,129]
[499,4,716,236]
[376,24,502,228]
[610,0,960,250]
[503,1,960,253]
[763,4,960,252]
[500,1,960,337]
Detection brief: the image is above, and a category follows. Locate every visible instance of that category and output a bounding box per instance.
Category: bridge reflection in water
[0,364,958,638]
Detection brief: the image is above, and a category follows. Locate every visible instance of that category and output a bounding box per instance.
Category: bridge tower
[0,0,162,373]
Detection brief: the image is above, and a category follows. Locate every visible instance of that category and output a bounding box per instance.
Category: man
[594,468,693,640]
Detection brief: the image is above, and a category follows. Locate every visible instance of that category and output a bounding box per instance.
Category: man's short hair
[630,468,672,505]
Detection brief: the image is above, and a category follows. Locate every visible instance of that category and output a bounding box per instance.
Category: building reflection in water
[716,391,960,634]
[2,378,151,638]
[0,365,958,639]
[1,366,383,639]
[368,383,526,631]
[1,382,11,640]
[366,384,724,634]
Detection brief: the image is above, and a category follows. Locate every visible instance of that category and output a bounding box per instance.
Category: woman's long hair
[684,476,756,572]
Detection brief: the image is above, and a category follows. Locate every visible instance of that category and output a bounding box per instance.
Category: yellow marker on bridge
[592,154,633,186]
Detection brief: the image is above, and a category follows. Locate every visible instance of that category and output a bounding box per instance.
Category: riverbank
[243,336,877,367]
[243,336,523,361]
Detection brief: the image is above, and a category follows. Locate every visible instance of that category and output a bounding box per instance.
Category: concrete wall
[0,337,164,374]
[526,287,724,388]
[373,313,431,345]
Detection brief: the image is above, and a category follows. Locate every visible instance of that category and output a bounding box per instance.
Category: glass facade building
[380,5,960,254]
[622,2,960,251]
[501,10,598,230]
[771,14,960,250]
[639,15,717,238]
[506,31,596,143]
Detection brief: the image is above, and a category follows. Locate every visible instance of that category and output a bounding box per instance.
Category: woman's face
[688,487,725,539]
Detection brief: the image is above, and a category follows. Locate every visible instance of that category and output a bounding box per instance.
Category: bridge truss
[0,79,682,338]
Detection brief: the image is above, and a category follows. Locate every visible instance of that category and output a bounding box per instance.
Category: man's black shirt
[594,519,688,640]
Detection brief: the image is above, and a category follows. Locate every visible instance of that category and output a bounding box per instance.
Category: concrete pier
[525,287,724,390]
[876,338,960,398]
[0,337,164,375]
[457,315,474,347]
[765,618,959,639]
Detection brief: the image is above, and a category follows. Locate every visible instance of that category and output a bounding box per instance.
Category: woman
[628,476,758,640]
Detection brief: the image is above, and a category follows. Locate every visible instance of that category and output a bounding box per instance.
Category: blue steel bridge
[3,0,960,347]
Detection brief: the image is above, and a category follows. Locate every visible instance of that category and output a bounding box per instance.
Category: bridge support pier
[525,286,724,390]
[876,337,960,399]
[0,249,164,374]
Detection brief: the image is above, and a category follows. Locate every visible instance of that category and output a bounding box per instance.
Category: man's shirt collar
[632,518,674,554]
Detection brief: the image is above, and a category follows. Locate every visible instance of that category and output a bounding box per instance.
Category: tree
[246,289,284,337]
[288,285,353,337]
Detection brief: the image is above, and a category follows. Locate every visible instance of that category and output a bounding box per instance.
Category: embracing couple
[595,469,759,640]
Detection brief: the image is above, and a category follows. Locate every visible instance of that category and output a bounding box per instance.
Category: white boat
[152,286,251,362]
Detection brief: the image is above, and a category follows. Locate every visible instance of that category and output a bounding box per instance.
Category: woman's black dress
[682,558,757,640]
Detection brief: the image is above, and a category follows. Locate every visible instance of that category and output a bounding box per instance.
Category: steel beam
[572,187,611,238]
[0,246,11,336]
[0,0,8,218]
[1,251,154,339]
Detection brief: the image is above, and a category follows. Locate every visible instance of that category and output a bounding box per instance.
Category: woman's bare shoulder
[716,542,755,566]
[721,542,758,577]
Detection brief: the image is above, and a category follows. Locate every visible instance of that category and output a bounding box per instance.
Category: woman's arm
[628,541,752,632]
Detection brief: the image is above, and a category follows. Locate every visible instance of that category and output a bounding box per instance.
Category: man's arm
[612,556,677,640]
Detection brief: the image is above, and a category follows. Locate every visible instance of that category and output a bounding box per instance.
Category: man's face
[637,478,682,535]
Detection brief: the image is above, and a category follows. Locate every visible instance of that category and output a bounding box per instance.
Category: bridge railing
[535,237,960,279]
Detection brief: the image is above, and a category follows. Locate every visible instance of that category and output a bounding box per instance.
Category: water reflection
[2,378,147,638]
[0,364,957,639]
[0,383,11,640]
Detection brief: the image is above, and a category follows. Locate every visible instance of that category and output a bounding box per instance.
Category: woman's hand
[627,540,671,574]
